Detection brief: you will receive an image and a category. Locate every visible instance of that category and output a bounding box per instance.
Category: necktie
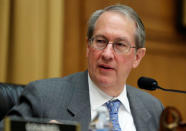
[106,99,121,131]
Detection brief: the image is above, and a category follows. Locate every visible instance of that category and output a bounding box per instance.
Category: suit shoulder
[21,71,88,104]
[28,71,87,88]
[126,85,163,107]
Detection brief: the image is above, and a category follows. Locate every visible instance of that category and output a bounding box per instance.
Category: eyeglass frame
[88,35,138,54]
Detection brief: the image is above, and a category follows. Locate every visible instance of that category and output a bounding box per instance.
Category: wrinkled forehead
[95,11,137,32]
[95,11,136,33]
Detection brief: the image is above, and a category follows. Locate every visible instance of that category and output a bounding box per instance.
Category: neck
[99,85,124,97]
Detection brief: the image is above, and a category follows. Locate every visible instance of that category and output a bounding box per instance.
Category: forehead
[94,11,136,43]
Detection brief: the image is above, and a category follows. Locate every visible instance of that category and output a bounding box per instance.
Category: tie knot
[106,99,121,113]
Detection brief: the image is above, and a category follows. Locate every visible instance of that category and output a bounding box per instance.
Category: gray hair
[87,4,146,49]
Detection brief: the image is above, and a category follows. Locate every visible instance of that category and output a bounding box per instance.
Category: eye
[95,39,107,44]
[115,42,127,47]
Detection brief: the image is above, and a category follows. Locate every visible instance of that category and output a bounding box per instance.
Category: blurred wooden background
[0,0,186,119]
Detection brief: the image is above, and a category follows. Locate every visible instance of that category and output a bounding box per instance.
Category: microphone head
[138,76,158,91]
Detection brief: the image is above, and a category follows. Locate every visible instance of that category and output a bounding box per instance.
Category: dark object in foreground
[3,117,80,131]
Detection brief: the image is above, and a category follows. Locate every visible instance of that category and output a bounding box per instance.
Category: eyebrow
[94,35,107,40]
[94,34,130,44]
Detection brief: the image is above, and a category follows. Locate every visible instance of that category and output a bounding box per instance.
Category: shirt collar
[88,74,131,113]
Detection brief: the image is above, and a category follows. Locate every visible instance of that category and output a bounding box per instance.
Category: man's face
[87,11,145,93]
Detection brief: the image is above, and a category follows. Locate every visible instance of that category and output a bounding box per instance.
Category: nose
[101,43,114,61]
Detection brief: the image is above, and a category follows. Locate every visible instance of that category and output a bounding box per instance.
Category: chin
[96,76,115,87]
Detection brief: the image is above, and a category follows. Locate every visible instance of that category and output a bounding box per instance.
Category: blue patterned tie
[106,99,121,131]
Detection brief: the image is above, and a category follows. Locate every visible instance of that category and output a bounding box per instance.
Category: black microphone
[138,76,186,94]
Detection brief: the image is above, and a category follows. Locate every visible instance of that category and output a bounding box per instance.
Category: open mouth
[99,65,113,70]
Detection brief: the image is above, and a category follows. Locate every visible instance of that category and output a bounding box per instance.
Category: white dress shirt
[88,75,136,131]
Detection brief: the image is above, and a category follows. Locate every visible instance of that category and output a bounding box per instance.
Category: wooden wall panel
[64,0,186,119]
[63,0,86,76]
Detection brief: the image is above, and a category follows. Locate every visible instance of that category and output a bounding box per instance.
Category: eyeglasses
[89,36,137,54]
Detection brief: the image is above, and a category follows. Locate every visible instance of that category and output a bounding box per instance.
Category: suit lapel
[127,86,152,131]
[63,72,154,131]
[66,71,91,130]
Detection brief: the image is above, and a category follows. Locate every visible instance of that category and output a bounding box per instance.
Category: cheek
[117,55,136,73]
[87,48,100,66]
[88,48,101,58]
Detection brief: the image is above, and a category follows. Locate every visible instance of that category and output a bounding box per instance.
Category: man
[7,4,163,131]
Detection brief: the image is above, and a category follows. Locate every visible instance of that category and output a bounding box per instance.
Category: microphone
[138,77,186,94]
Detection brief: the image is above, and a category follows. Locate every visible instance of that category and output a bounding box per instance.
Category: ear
[86,38,90,57]
[133,48,146,68]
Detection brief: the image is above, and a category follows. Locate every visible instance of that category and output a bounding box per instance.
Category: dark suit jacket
[8,71,163,131]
